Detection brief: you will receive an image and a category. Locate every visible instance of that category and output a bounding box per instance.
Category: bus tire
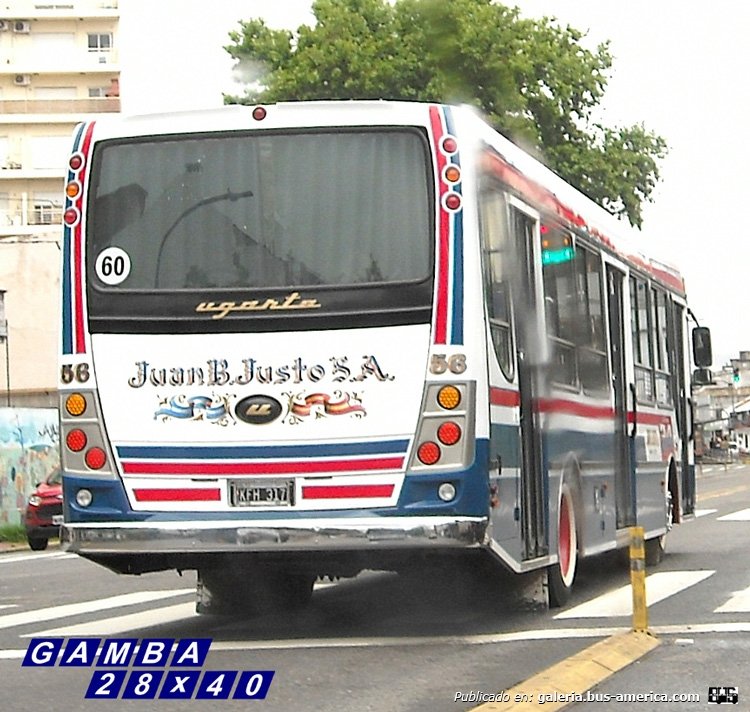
[645,484,673,567]
[548,482,578,608]
[197,568,314,615]
[645,535,665,566]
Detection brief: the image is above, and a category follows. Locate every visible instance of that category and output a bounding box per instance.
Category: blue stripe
[116,439,411,460]
[451,207,464,344]
[442,106,464,345]
[61,124,85,355]
[61,224,73,354]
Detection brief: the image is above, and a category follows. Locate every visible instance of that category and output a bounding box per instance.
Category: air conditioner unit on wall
[14,74,31,86]
[13,20,30,33]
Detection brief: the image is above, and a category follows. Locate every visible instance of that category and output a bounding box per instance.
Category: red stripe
[122,457,404,476]
[429,105,449,344]
[627,411,673,426]
[73,121,96,353]
[490,390,674,427]
[538,399,615,420]
[481,151,685,297]
[490,387,520,407]
[133,488,221,502]
[302,484,394,500]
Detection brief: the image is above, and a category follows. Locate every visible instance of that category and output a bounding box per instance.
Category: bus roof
[83,100,685,296]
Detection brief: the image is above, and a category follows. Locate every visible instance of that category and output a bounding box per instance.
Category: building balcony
[1,204,63,237]
[0,97,120,115]
[0,1,118,20]
[0,51,120,74]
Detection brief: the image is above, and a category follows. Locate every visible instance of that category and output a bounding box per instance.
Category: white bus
[58,101,710,610]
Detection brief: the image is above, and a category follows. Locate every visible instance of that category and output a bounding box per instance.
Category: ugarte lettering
[195,292,322,320]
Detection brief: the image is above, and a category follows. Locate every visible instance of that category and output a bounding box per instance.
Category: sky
[120,0,749,366]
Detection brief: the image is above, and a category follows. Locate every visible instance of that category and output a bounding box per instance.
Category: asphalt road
[1,462,749,711]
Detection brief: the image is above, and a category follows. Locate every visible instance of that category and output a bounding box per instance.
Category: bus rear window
[88,129,431,291]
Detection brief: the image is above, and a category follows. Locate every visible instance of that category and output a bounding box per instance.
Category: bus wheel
[645,489,672,566]
[197,568,314,615]
[548,483,578,608]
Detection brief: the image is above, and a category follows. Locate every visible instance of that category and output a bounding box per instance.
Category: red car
[24,468,63,551]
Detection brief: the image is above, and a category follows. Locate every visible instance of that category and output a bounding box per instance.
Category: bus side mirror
[692,326,713,368]
[692,367,712,386]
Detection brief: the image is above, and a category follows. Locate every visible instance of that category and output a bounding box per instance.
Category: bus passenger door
[672,303,693,517]
[510,201,548,560]
[606,265,635,528]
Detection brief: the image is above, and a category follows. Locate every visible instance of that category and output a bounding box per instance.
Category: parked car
[24,468,63,551]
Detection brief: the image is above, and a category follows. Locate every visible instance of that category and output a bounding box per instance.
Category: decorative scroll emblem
[154,395,232,426]
[234,395,283,425]
[195,292,322,320]
[284,391,366,425]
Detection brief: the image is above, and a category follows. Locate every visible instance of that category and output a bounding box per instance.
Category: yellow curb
[469,631,660,711]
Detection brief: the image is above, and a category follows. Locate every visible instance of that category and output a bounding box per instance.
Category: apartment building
[0,0,119,406]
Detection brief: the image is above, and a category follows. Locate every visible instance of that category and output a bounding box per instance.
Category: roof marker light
[441,136,458,154]
[68,154,84,171]
[63,207,79,226]
[252,106,267,121]
[444,193,462,211]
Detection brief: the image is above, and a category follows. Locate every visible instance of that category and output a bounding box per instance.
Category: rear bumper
[61,516,488,555]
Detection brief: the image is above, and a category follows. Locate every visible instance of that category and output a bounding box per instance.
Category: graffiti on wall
[0,408,60,527]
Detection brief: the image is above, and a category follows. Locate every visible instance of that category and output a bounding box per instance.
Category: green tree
[225,0,666,227]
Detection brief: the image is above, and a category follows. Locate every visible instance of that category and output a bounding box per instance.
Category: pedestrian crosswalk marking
[0,551,76,566]
[717,508,750,521]
[24,602,196,638]
[694,509,717,518]
[0,589,193,630]
[554,570,715,619]
[715,584,750,613]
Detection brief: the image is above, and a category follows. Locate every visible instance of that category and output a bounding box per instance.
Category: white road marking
[694,509,717,518]
[0,605,18,611]
[715,584,750,613]
[24,602,196,637]
[718,508,750,521]
[1,620,749,660]
[553,570,715,619]
[0,551,76,565]
[0,589,193,630]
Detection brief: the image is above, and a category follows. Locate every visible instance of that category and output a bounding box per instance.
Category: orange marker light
[65,181,81,199]
[65,393,87,416]
[444,165,461,183]
[437,385,461,410]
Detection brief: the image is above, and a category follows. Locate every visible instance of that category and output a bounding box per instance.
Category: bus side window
[575,247,609,393]
[630,276,655,402]
[479,187,514,380]
[653,288,673,406]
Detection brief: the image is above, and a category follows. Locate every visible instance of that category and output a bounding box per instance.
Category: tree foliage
[224,0,667,227]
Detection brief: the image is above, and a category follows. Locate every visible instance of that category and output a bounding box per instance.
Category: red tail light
[437,421,462,446]
[417,442,441,465]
